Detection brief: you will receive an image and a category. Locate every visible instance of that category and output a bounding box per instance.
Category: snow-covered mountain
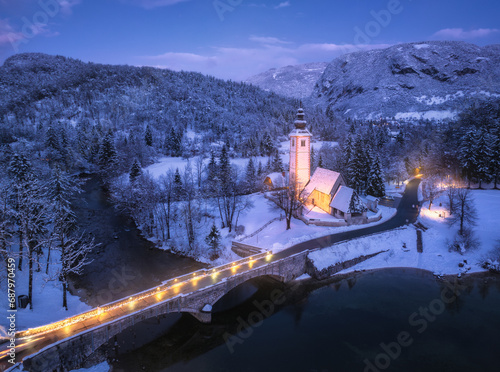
[313,41,500,121]
[246,62,328,99]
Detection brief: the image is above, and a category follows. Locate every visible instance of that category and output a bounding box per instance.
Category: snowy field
[309,190,500,277]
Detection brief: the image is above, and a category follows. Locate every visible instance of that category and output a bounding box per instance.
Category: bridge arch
[22,252,308,372]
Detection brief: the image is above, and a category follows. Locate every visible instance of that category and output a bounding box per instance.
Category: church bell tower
[289,106,312,194]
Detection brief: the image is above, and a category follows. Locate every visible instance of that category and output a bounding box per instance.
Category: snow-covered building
[288,107,369,224]
[264,172,288,190]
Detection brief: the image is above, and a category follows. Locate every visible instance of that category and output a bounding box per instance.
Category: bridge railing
[9,251,272,341]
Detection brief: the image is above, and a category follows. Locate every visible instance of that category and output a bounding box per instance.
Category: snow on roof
[330,186,354,213]
[365,195,379,201]
[303,168,341,197]
[265,172,287,188]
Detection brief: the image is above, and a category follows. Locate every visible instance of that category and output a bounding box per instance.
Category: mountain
[313,41,500,121]
[0,53,297,142]
[246,62,328,99]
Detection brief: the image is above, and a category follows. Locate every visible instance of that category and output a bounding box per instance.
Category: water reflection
[106,270,500,372]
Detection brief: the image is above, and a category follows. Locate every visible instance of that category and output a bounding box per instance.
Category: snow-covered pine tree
[98,131,118,177]
[173,168,184,200]
[205,224,221,260]
[244,157,256,194]
[145,125,153,147]
[488,132,500,189]
[271,150,284,173]
[129,158,142,183]
[458,130,477,187]
[473,128,492,188]
[366,154,385,197]
[348,191,368,214]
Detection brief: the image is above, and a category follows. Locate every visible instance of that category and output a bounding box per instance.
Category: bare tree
[159,171,176,241]
[422,176,441,210]
[448,188,478,236]
[445,186,457,216]
[274,181,304,230]
[58,231,96,310]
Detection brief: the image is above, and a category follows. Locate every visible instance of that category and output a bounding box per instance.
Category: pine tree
[165,127,181,156]
[488,133,500,189]
[45,126,59,150]
[244,157,256,194]
[458,130,476,187]
[205,224,221,259]
[129,158,142,183]
[257,161,263,176]
[261,132,275,156]
[310,146,316,171]
[98,131,118,176]
[366,155,385,197]
[473,128,492,188]
[173,168,184,200]
[219,145,231,191]
[145,125,153,147]
[271,150,284,173]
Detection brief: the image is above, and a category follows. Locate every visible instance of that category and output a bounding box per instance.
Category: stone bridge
[21,251,308,372]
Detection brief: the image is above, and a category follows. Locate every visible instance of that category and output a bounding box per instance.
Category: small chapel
[289,107,369,225]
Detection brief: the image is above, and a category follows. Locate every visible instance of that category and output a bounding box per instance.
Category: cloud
[274,1,290,9]
[58,0,82,16]
[433,28,500,40]
[0,18,49,47]
[249,35,292,45]
[137,41,390,81]
[122,0,190,9]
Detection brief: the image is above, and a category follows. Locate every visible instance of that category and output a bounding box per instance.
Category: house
[363,195,379,212]
[264,172,288,191]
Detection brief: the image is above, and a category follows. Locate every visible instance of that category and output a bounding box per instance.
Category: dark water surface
[109,269,500,372]
[71,177,206,307]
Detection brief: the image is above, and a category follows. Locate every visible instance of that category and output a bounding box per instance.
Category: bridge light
[157,287,160,291]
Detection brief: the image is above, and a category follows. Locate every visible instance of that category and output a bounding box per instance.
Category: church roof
[303,168,341,198]
[329,186,354,213]
[330,186,368,214]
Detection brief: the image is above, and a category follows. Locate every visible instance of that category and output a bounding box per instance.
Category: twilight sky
[0,0,499,81]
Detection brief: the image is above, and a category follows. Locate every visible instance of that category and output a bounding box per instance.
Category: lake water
[109,268,500,372]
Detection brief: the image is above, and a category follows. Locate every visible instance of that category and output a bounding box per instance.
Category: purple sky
[0,0,499,80]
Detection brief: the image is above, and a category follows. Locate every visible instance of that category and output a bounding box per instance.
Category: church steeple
[294,107,307,129]
[289,106,312,194]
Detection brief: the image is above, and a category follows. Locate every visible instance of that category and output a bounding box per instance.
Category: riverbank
[309,189,500,279]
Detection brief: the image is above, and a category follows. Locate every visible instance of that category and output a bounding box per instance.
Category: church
[289,107,370,225]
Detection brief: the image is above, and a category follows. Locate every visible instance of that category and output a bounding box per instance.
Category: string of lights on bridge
[10,251,274,341]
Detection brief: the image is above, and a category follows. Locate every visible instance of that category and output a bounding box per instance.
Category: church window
[292,139,295,147]
[301,140,306,147]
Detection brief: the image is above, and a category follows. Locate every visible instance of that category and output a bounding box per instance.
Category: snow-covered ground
[241,197,397,253]
[0,255,91,331]
[309,190,500,277]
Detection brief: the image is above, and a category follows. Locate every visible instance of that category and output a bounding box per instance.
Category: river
[70,176,206,307]
[107,268,500,372]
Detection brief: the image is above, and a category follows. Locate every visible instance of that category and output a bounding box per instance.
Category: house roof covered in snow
[331,186,368,214]
[330,186,354,213]
[303,168,341,198]
[265,172,287,188]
